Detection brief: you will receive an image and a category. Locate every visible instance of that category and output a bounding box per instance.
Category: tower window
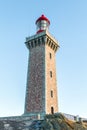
[51,107,54,114]
[51,90,53,97]
[49,53,52,59]
[50,71,52,78]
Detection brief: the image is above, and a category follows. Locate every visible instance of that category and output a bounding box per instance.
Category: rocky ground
[39,113,87,130]
[0,113,87,130]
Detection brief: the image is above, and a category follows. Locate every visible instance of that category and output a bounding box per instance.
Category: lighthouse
[24,15,59,117]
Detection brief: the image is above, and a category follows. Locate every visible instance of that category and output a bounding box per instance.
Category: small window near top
[50,71,52,78]
[51,90,53,97]
[49,53,52,59]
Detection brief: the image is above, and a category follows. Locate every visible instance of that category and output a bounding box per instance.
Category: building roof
[36,14,50,24]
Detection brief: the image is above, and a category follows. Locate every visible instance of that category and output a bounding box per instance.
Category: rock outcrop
[0,113,87,130]
[39,113,87,130]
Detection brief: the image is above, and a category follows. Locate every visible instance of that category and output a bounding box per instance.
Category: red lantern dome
[36,14,50,33]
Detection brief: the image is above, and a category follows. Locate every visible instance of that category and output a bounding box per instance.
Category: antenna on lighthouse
[36,14,50,33]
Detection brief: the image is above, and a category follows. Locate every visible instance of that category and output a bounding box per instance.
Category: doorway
[51,107,54,114]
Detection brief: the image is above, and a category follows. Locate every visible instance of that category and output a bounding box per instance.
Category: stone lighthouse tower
[24,15,59,117]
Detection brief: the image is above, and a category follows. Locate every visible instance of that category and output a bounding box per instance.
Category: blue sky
[0,0,87,118]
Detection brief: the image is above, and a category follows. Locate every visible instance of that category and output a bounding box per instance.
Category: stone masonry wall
[45,44,58,114]
[25,44,45,113]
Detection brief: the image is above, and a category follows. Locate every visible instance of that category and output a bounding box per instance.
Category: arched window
[49,53,52,59]
[51,90,53,97]
[50,71,52,78]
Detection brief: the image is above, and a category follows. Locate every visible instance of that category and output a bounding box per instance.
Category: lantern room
[36,14,50,33]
